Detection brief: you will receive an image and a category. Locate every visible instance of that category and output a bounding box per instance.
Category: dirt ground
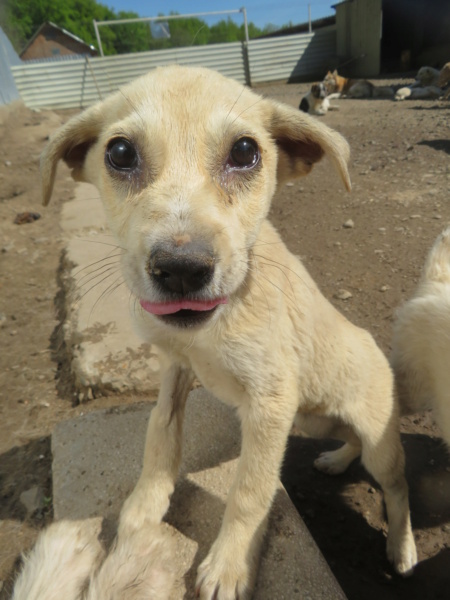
[0,77,449,599]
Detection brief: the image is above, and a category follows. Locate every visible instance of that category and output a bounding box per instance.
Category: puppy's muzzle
[142,241,225,327]
[148,241,215,295]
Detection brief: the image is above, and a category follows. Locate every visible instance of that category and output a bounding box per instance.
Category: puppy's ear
[268,101,351,191]
[40,102,106,205]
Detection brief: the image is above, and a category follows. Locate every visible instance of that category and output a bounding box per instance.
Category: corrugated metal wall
[11,27,336,109]
[248,26,336,84]
[12,41,246,109]
[0,26,21,105]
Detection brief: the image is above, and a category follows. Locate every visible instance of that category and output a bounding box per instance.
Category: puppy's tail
[85,524,176,600]
[12,519,104,600]
[421,226,450,285]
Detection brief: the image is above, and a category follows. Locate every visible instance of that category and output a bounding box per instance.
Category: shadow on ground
[282,432,450,600]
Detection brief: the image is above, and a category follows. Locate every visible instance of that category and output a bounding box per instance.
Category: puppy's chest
[188,350,248,408]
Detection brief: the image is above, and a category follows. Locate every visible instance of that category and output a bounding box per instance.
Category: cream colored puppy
[41,66,416,599]
[392,226,450,449]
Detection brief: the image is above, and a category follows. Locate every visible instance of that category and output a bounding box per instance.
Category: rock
[335,289,353,300]
[14,212,41,225]
[379,285,389,292]
[19,486,45,516]
[343,219,354,229]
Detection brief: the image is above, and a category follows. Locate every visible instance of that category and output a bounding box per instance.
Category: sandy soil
[0,78,449,599]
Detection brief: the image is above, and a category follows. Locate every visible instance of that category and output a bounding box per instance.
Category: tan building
[333,0,450,77]
[20,22,97,61]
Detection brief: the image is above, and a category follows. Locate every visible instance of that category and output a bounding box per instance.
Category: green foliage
[0,0,290,56]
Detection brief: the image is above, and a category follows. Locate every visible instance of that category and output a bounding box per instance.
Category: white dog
[299,82,339,115]
[40,66,417,598]
[412,66,441,88]
[395,85,442,101]
[392,226,450,449]
[12,520,175,600]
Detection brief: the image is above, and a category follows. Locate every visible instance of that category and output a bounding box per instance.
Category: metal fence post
[241,7,252,86]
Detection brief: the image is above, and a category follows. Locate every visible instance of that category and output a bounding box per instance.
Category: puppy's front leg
[196,395,297,600]
[118,362,194,537]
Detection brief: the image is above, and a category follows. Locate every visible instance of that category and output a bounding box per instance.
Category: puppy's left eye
[106,138,138,171]
[228,137,260,169]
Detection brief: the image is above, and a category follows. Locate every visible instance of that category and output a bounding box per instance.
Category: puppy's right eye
[229,137,260,169]
[106,138,138,171]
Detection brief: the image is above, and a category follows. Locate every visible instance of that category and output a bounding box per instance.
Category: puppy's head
[415,65,439,86]
[438,62,450,88]
[323,70,339,93]
[41,66,350,329]
[311,83,326,99]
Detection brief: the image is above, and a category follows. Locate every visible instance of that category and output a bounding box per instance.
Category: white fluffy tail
[11,520,175,600]
[420,226,450,285]
[12,520,104,600]
[85,526,175,600]
[392,226,450,447]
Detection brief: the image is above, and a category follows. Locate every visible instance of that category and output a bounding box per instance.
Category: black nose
[148,241,215,295]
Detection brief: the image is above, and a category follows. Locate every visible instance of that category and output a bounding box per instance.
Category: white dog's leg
[118,363,194,536]
[196,393,298,600]
[433,387,450,449]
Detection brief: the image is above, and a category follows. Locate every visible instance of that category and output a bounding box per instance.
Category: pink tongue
[140,298,227,315]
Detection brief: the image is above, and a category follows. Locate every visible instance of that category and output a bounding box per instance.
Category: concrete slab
[60,183,160,399]
[52,388,346,600]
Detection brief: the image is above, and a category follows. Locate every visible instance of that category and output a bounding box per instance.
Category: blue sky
[104,1,336,30]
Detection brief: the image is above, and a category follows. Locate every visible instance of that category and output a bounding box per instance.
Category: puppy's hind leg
[118,362,194,537]
[295,414,361,475]
[350,401,417,576]
[314,441,361,475]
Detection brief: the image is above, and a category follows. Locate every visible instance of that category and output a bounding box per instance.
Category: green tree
[0,1,268,56]
[1,0,118,54]
[209,18,242,43]
[110,11,152,55]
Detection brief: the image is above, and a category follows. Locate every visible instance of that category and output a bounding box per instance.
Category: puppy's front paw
[195,542,255,600]
[118,482,170,539]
